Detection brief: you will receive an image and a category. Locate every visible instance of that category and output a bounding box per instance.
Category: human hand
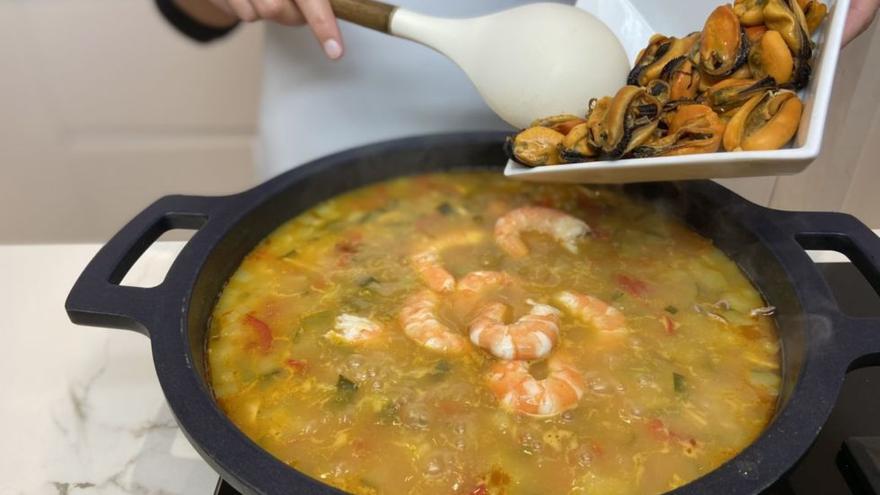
[208,0,344,58]
[843,0,880,46]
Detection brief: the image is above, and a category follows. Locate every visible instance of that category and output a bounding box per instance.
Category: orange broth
[207,172,780,494]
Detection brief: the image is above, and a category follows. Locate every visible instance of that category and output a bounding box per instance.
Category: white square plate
[504,0,848,183]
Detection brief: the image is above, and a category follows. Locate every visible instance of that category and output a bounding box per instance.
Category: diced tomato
[285,359,308,373]
[616,274,649,298]
[591,441,605,457]
[335,232,363,254]
[647,418,669,441]
[336,253,354,268]
[244,314,273,353]
[310,274,329,290]
[647,418,694,444]
[661,315,679,336]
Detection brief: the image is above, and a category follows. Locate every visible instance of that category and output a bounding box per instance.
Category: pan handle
[65,194,222,337]
[781,211,880,370]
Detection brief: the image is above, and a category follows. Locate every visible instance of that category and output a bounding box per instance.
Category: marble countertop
[0,236,874,494]
[0,242,216,495]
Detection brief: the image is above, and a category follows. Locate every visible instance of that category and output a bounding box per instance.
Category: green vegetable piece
[357,211,377,224]
[665,305,678,314]
[377,400,401,425]
[427,360,452,381]
[279,248,298,259]
[749,369,781,390]
[435,360,452,374]
[342,297,372,312]
[436,202,455,215]
[300,311,334,334]
[611,290,625,301]
[357,275,380,288]
[673,372,687,394]
[422,359,452,382]
[336,374,358,404]
[259,369,283,382]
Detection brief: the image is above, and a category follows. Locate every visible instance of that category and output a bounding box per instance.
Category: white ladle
[330,0,630,129]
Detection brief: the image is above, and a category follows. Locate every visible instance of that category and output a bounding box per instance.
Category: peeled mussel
[505,0,825,165]
[699,5,750,77]
[507,114,590,166]
[723,89,803,151]
[698,62,754,93]
[628,33,700,87]
[802,0,828,34]
[745,25,769,43]
[585,96,612,153]
[646,79,672,105]
[506,127,565,166]
[748,30,794,84]
[530,114,586,134]
[560,122,595,162]
[658,57,701,101]
[701,76,777,113]
[763,0,812,88]
[590,86,663,159]
[734,0,769,26]
[632,104,726,157]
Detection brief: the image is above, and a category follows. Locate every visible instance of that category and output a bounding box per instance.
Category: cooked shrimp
[399,290,469,354]
[451,270,517,320]
[494,206,590,258]
[468,300,561,360]
[457,271,515,293]
[554,291,627,333]
[324,314,383,345]
[411,230,486,292]
[486,356,585,417]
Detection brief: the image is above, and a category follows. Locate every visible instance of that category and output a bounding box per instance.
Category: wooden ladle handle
[330,0,398,33]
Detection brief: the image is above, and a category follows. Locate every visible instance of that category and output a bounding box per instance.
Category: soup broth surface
[208,172,780,495]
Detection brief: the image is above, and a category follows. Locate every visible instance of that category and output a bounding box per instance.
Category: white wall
[0,1,262,243]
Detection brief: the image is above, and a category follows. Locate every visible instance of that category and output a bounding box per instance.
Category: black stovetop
[216,263,880,495]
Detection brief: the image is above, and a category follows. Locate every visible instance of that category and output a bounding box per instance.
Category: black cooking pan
[65,132,880,495]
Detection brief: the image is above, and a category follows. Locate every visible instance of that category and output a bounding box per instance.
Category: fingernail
[323,39,342,60]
